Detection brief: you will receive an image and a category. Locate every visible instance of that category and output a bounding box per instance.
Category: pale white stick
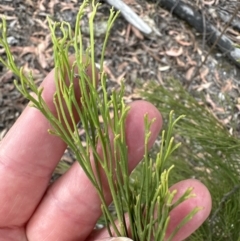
[105,0,152,35]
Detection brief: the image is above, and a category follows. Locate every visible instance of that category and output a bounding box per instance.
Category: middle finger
[26,101,162,241]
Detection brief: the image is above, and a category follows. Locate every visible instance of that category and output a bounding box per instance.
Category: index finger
[0,57,97,227]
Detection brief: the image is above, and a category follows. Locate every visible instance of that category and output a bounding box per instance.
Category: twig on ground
[105,0,153,36]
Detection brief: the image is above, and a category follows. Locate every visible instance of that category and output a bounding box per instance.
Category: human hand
[0,66,211,241]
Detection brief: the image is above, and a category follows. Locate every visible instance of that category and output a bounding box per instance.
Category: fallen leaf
[175,34,192,46]
[176,58,186,67]
[165,47,183,57]
[116,71,127,85]
[199,67,209,82]
[196,82,212,91]
[34,18,48,30]
[168,30,179,36]
[103,64,117,82]
[38,0,46,11]
[202,0,216,5]
[159,66,170,72]
[125,24,131,43]
[221,116,232,125]
[221,79,233,92]
[10,46,35,56]
[185,66,196,81]
[131,56,141,65]
[176,39,192,46]
[131,25,144,40]
[0,5,14,11]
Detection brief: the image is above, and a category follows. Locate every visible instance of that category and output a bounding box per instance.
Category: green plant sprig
[0,1,199,240]
[140,79,240,240]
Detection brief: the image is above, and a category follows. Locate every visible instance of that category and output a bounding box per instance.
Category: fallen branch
[105,0,153,36]
[158,0,240,68]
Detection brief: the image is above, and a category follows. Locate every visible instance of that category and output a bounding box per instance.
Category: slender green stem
[0,2,199,240]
